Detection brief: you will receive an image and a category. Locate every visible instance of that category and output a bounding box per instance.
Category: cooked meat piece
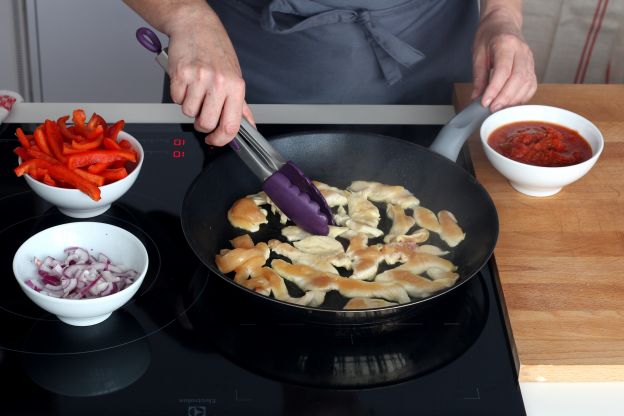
[437,210,466,247]
[215,242,270,273]
[269,240,349,274]
[293,235,344,256]
[247,191,289,224]
[375,270,458,298]
[377,252,456,276]
[230,234,254,249]
[271,259,410,304]
[333,205,350,226]
[228,197,268,232]
[384,203,416,243]
[243,266,326,307]
[346,234,384,280]
[281,225,349,242]
[412,206,441,233]
[343,219,384,239]
[348,181,420,209]
[394,228,430,244]
[426,267,459,281]
[347,191,380,227]
[313,180,349,207]
[381,242,449,265]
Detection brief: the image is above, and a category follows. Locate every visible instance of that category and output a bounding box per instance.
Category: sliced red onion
[64,248,89,266]
[28,247,139,299]
[98,253,111,264]
[26,279,42,292]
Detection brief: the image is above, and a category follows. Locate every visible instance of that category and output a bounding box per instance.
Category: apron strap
[260,0,426,85]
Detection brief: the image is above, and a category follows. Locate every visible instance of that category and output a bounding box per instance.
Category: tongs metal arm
[233,118,287,181]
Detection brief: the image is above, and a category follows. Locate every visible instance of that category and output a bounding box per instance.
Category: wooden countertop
[454,84,624,382]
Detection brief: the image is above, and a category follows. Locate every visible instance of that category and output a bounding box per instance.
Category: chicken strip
[313,180,349,207]
[437,210,466,247]
[348,181,420,209]
[346,234,384,280]
[227,197,268,232]
[384,203,416,243]
[281,225,349,242]
[271,259,410,304]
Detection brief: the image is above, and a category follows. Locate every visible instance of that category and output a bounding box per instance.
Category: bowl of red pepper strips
[13,109,143,217]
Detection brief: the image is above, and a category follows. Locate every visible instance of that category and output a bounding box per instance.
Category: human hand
[471,7,537,112]
[166,11,255,146]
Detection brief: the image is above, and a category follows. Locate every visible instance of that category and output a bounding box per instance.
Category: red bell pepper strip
[72,109,86,127]
[14,147,31,161]
[26,148,61,164]
[117,139,137,160]
[87,162,112,174]
[87,113,108,131]
[33,126,52,156]
[78,125,104,141]
[46,164,101,201]
[118,139,132,150]
[71,134,104,150]
[31,167,49,181]
[14,159,52,177]
[16,128,31,149]
[109,160,127,169]
[62,143,85,155]
[102,137,121,150]
[44,120,67,163]
[106,120,125,142]
[15,158,100,200]
[42,173,56,187]
[57,116,83,142]
[72,168,105,186]
[100,167,128,183]
[67,149,136,169]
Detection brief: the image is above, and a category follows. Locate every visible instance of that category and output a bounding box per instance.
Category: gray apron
[168,0,478,104]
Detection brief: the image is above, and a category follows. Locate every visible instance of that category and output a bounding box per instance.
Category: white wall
[0,1,23,95]
[33,0,166,102]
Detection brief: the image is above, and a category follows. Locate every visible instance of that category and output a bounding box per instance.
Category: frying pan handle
[429,99,491,162]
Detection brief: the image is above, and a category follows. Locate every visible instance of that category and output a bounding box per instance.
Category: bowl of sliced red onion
[12,222,148,326]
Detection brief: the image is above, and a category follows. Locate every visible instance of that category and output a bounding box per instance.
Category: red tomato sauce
[488,121,592,167]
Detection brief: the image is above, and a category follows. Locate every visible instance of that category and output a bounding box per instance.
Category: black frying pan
[181,102,498,324]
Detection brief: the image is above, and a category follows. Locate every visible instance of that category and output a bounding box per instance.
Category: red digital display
[172,137,185,159]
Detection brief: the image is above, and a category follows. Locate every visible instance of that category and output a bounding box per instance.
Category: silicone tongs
[135,27,333,235]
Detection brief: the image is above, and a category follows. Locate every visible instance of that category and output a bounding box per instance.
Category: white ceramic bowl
[12,222,149,326]
[480,105,604,197]
[21,131,143,218]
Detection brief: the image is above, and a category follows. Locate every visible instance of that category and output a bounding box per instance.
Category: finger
[194,89,225,133]
[522,77,538,103]
[481,46,515,109]
[509,81,531,108]
[471,47,489,100]
[490,53,534,110]
[179,80,208,118]
[520,61,538,104]
[242,102,256,127]
[205,84,245,147]
[511,71,537,106]
[169,78,187,105]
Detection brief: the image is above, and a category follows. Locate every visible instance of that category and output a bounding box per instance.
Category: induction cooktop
[0,122,525,415]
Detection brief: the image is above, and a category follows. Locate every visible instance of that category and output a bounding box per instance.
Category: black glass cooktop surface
[0,122,525,415]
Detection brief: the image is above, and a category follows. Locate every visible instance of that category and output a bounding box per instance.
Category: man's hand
[124,0,254,146]
[471,3,537,112]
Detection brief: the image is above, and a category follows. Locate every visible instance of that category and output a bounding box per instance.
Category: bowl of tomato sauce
[480,105,603,197]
